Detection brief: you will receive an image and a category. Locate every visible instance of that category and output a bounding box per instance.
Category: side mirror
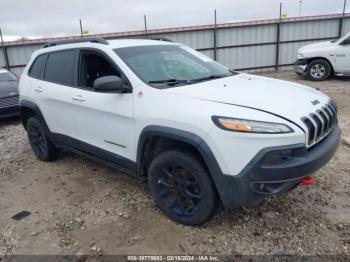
[93,75,130,93]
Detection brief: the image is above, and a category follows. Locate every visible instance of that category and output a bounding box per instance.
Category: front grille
[301,101,337,147]
[0,96,19,108]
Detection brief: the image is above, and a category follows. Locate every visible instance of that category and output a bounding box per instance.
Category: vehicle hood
[168,74,330,127]
[0,81,19,99]
[298,41,335,53]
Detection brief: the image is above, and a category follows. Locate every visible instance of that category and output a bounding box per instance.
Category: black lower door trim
[53,133,137,176]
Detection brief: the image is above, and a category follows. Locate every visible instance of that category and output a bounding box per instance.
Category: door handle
[72,95,85,102]
[34,86,43,93]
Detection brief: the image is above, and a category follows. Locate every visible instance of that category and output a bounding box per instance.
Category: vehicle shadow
[55,148,329,232]
[0,116,21,127]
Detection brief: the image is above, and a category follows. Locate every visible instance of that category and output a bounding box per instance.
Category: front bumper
[214,125,341,208]
[0,105,20,120]
[294,59,308,74]
[0,95,20,120]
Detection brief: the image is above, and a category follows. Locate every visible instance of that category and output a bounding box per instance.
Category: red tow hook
[300,176,314,186]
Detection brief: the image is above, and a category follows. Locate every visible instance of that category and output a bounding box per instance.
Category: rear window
[0,71,17,82]
[28,54,47,79]
[44,50,76,86]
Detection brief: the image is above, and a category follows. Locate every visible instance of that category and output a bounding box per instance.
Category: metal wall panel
[342,17,350,35]
[217,44,276,69]
[6,44,41,65]
[217,24,276,46]
[10,67,25,76]
[0,47,5,68]
[279,40,324,65]
[199,49,214,60]
[280,19,339,41]
[1,14,346,75]
[148,30,214,49]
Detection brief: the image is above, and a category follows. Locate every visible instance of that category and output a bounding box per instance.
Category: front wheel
[148,151,219,225]
[306,59,332,81]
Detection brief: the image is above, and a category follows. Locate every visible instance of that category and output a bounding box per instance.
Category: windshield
[114,45,237,88]
[331,32,350,43]
[0,72,17,82]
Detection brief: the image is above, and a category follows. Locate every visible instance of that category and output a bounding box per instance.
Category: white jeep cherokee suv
[19,37,340,225]
[295,32,350,81]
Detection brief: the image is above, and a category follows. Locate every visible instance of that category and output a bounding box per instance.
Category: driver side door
[335,37,350,74]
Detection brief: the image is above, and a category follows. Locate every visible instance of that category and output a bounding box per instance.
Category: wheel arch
[136,125,225,201]
[20,100,51,134]
[306,57,334,74]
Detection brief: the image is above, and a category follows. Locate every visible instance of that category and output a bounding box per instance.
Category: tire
[26,117,58,161]
[306,59,332,81]
[148,150,219,225]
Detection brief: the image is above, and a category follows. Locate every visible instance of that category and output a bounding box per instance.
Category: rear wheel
[306,59,331,81]
[148,151,218,225]
[26,117,58,161]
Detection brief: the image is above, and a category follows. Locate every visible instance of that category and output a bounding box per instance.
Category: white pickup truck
[294,32,350,81]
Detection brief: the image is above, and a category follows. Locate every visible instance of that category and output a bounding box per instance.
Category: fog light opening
[300,176,314,186]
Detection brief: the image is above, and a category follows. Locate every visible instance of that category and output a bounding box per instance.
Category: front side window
[79,51,121,89]
[0,71,17,82]
[28,54,47,79]
[45,50,76,86]
[114,45,236,89]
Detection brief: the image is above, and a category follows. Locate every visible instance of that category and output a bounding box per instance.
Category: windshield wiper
[148,79,188,86]
[188,74,232,83]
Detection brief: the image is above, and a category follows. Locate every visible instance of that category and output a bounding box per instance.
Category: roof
[30,38,178,58]
[107,39,177,49]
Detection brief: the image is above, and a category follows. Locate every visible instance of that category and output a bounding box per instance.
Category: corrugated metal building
[1,13,350,76]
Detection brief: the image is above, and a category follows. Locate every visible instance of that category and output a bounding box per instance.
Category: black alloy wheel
[148,151,218,225]
[158,164,202,217]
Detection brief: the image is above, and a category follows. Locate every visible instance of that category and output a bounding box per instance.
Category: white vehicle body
[295,32,350,79]
[19,38,340,224]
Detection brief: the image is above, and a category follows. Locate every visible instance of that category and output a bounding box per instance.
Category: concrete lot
[0,71,349,256]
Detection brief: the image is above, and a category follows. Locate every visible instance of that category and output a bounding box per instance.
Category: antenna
[298,0,303,17]
[144,15,148,34]
[79,19,83,37]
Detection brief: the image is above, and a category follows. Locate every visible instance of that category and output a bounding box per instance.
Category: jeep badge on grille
[311,99,320,105]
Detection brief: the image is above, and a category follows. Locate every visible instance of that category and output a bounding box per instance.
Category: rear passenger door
[38,49,79,140]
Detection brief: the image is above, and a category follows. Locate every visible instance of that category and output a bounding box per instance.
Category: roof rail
[43,37,109,48]
[148,37,174,42]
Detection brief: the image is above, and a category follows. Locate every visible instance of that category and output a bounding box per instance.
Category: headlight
[212,116,294,134]
[297,53,305,59]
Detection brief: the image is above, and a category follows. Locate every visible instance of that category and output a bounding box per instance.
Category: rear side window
[45,50,77,86]
[28,54,47,79]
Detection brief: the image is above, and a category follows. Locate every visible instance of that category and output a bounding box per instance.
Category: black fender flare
[136,125,231,204]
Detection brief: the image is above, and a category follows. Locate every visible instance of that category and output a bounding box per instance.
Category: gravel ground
[0,71,349,257]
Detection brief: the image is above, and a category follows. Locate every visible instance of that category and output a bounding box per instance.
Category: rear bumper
[214,125,341,208]
[0,105,20,120]
[294,59,308,74]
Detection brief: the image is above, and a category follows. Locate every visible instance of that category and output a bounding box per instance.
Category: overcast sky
[0,0,347,41]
